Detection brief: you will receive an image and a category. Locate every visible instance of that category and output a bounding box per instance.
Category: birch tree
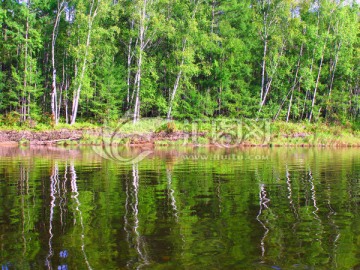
[254,0,290,115]
[0,0,358,124]
[132,0,148,123]
[70,0,100,125]
[308,1,336,121]
[51,0,66,125]
[167,0,200,119]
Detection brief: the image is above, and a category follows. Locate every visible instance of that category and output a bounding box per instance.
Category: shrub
[3,111,20,126]
[156,121,177,134]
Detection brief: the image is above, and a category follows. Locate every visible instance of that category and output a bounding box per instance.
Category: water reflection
[45,162,58,268]
[69,163,92,269]
[124,164,149,269]
[286,166,299,220]
[0,147,359,269]
[256,184,270,258]
[42,161,91,269]
[166,168,179,222]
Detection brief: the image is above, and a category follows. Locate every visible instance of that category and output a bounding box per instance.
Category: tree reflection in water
[124,163,149,269]
[70,162,92,269]
[0,148,359,269]
[256,183,270,259]
[44,162,91,269]
[286,165,299,220]
[166,168,179,222]
[19,163,30,264]
[45,162,58,269]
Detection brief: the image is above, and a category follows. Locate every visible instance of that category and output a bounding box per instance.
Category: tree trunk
[309,53,324,122]
[257,42,285,119]
[22,13,29,123]
[260,2,269,104]
[328,41,341,97]
[309,24,331,122]
[167,39,186,119]
[302,10,320,120]
[51,1,65,125]
[260,38,267,103]
[166,3,199,119]
[287,43,304,122]
[133,0,147,123]
[65,79,69,125]
[126,20,134,109]
[71,0,99,125]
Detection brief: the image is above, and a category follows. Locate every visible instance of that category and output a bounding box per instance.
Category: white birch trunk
[167,39,186,119]
[309,24,331,122]
[257,42,285,119]
[261,38,267,103]
[260,0,269,104]
[51,1,65,125]
[309,52,325,122]
[301,10,320,120]
[286,43,304,122]
[126,20,134,108]
[166,3,199,119]
[71,0,99,125]
[133,0,147,123]
[328,41,341,97]
[22,12,29,123]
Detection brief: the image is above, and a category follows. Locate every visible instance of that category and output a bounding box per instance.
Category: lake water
[0,146,359,269]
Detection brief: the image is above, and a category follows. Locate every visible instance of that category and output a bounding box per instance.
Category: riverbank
[0,119,359,147]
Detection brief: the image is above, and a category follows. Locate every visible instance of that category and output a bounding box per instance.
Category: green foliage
[0,0,358,125]
[1,111,21,126]
[156,121,177,134]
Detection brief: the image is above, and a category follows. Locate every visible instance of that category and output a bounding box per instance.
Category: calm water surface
[0,146,359,269]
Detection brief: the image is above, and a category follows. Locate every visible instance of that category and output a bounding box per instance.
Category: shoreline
[0,127,359,147]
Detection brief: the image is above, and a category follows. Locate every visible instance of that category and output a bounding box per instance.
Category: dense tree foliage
[0,0,359,125]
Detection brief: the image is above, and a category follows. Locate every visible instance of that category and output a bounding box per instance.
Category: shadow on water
[0,146,359,269]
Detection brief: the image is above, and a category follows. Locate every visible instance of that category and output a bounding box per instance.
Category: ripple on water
[0,147,359,269]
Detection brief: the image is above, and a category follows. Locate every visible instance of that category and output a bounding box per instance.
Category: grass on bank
[0,117,165,132]
[270,121,360,146]
[0,117,359,146]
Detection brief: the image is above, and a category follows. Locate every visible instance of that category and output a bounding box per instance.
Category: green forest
[0,0,359,126]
